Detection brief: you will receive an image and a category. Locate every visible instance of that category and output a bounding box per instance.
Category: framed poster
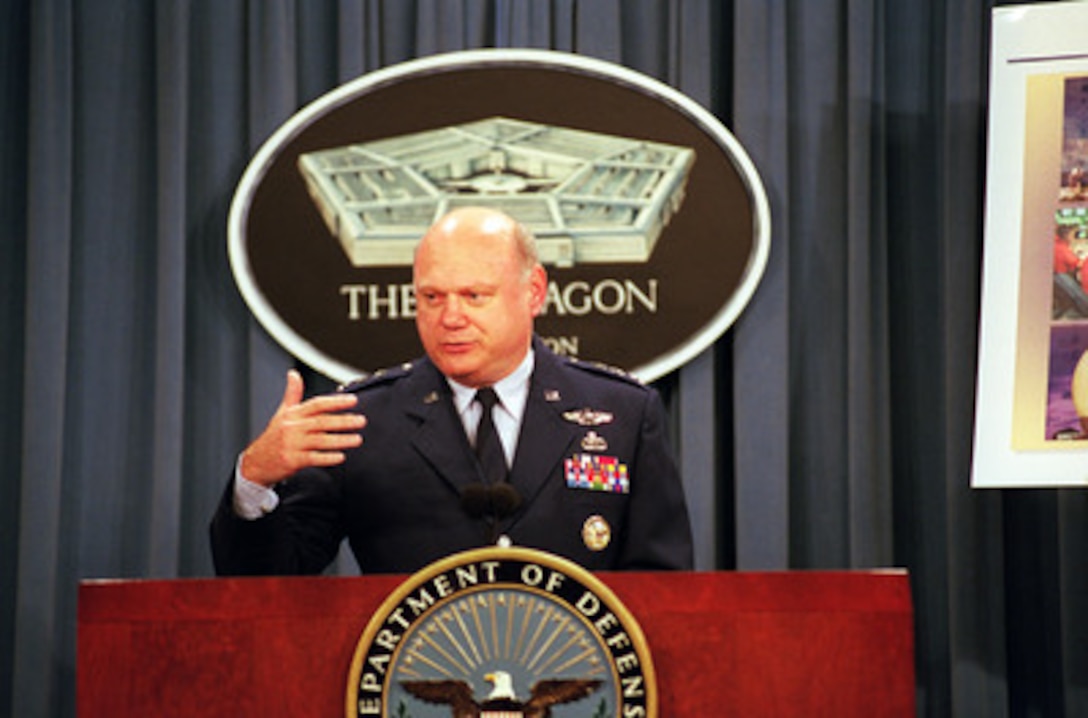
[973,3,1088,486]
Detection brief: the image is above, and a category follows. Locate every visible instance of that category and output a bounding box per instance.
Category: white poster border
[973,3,1088,487]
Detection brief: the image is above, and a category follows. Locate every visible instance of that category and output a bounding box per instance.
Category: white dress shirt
[447,350,533,466]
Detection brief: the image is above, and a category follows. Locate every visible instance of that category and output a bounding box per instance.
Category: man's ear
[528,264,548,317]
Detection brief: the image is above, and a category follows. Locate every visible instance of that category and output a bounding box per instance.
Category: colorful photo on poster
[1044,78,1088,441]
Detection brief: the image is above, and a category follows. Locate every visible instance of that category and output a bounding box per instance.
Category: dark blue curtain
[3,1,1084,716]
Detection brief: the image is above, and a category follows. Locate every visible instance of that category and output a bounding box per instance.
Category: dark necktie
[474,387,508,485]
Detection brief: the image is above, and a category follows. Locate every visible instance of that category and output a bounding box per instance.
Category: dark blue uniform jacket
[210,339,693,575]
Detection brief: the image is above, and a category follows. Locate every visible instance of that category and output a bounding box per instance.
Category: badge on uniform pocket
[564,454,629,493]
[582,514,612,551]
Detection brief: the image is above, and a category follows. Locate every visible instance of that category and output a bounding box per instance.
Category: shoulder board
[337,362,414,393]
[566,357,645,387]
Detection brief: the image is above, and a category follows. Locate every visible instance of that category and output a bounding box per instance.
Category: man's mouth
[440,339,475,353]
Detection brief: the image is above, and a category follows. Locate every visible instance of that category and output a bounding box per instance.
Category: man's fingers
[274,431,361,474]
[304,450,350,468]
[286,423,363,448]
[281,416,364,452]
[281,412,365,441]
[305,412,367,433]
[289,434,360,462]
[281,369,305,409]
[308,432,363,452]
[290,392,359,418]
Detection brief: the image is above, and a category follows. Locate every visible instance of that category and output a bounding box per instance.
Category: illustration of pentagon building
[297,117,695,267]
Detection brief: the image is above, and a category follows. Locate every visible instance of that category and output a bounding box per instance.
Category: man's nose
[440,296,468,326]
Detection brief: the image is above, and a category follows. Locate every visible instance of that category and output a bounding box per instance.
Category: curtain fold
[0,1,28,712]
[843,0,893,569]
[4,1,1085,716]
[732,0,792,572]
[147,0,190,580]
[15,1,75,715]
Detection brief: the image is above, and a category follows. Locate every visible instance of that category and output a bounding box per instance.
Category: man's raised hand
[239,370,367,487]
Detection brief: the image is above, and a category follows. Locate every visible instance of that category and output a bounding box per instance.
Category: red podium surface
[78,570,914,716]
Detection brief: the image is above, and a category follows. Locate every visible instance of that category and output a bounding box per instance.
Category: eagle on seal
[400,670,602,717]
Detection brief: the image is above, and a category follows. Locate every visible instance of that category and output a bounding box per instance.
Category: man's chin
[432,353,480,384]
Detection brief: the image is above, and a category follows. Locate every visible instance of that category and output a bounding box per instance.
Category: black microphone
[460,482,523,543]
[460,482,492,519]
[489,483,523,517]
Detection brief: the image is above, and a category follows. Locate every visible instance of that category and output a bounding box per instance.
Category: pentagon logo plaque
[230,49,770,383]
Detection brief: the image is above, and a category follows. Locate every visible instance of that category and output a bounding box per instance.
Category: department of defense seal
[346,546,657,717]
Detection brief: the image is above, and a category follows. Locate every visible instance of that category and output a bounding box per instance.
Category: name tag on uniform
[564,454,629,494]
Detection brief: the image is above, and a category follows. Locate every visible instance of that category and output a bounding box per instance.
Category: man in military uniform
[210,206,693,575]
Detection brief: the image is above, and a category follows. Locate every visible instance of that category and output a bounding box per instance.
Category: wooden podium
[78,570,914,716]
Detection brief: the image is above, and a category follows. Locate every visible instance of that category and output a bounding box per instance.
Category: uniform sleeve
[209,466,347,576]
[615,387,694,570]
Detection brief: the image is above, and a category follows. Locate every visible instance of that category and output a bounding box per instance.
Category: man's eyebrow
[414,283,497,294]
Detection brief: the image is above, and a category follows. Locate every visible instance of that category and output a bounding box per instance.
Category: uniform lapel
[504,345,579,525]
[404,361,480,493]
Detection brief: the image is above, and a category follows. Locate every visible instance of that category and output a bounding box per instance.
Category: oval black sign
[230,49,770,382]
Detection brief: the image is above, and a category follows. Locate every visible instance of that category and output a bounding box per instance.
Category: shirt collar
[448,349,534,417]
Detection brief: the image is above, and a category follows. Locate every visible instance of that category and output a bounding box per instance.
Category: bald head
[416,207,539,280]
